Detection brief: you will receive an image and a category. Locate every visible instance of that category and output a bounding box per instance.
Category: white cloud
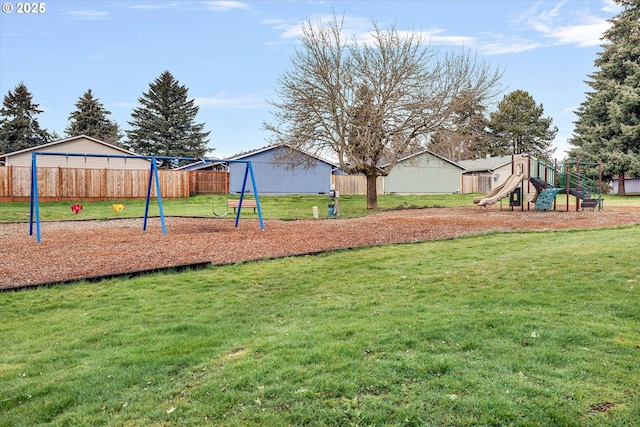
[601,0,620,14]
[204,1,250,12]
[265,14,373,42]
[263,18,303,40]
[68,10,109,20]
[513,1,612,48]
[478,40,543,55]
[550,19,610,47]
[127,3,183,10]
[263,1,614,57]
[412,29,475,48]
[127,1,249,12]
[195,92,267,109]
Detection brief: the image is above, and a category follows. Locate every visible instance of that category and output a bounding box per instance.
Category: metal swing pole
[154,158,167,235]
[143,160,154,231]
[142,158,166,235]
[248,161,265,231]
[29,152,41,242]
[234,162,250,228]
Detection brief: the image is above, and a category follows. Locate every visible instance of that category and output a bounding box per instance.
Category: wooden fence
[334,174,488,195]
[461,174,492,194]
[0,166,230,202]
[189,170,229,194]
[332,174,384,195]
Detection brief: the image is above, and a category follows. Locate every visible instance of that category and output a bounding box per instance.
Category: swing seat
[112,204,125,212]
[71,204,83,214]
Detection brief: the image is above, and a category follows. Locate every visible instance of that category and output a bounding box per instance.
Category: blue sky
[0,0,619,159]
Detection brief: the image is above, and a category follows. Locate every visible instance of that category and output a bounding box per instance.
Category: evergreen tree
[487,90,557,159]
[569,0,640,195]
[66,89,121,144]
[0,82,50,153]
[428,89,491,161]
[125,71,211,165]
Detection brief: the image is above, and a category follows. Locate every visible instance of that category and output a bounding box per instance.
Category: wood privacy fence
[0,166,230,202]
[189,170,229,195]
[332,174,384,195]
[334,174,486,195]
[461,174,492,194]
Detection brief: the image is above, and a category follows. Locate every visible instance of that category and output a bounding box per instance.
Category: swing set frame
[29,152,265,242]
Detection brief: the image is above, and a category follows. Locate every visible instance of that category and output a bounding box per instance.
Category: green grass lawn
[2,192,639,223]
[1,225,639,426]
[0,193,480,222]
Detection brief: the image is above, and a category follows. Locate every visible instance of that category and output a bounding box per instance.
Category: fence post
[9,166,14,202]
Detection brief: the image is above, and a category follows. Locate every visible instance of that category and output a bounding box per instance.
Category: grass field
[2,192,639,223]
[1,220,639,425]
[0,193,477,222]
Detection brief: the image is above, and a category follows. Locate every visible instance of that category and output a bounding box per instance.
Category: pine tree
[569,0,640,195]
[0,82,51,153]
[125,71,211,165]
[487,90,557,159]
[66,89,121,144]
[428,89,491,161]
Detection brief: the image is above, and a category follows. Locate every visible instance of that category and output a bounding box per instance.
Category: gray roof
[458,155,523,172]
[0,135,140,158]
[228,143,339,167]
[381,148,467,170]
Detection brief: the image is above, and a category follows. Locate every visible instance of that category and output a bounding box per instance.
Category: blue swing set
[29,152,265,242]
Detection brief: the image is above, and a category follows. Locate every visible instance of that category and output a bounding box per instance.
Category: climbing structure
[474,155,603,212]
[528,157,603,211]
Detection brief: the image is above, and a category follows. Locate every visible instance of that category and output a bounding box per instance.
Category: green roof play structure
[474,154,603,212]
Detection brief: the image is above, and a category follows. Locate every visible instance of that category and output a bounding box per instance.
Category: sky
[0,0,620,159]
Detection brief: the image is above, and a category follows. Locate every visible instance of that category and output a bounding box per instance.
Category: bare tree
[265,15,502,209]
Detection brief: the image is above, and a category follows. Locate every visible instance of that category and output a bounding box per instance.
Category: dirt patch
[2,206,640,290]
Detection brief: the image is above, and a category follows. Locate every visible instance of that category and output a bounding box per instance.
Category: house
[612,176,640,194]
[227,144,338,194]
[0,135,150,170]
[383,149,466,194]
[458,155,528,195]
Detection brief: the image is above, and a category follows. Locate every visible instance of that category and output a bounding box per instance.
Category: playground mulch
[2,205,640,291]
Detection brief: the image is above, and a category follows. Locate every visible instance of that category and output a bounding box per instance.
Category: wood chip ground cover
[2,206,640,290]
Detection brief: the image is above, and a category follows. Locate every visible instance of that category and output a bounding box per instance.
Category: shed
[458,155,518,194]
[383,149,465,194]
[612,176,640,194]
[227,145,337,194]
[0,135,150,169]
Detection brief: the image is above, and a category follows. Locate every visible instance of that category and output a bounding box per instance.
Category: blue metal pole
[248,161,265,231]
[143,160,154,231]
[34,159,41,242]
[29,152,35,236]
[30,152,42,241]
[27,152,239,239]
[153,158,166,235]
[235,162,251,228]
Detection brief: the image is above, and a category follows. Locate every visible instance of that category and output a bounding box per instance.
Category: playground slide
[474,172,527,207]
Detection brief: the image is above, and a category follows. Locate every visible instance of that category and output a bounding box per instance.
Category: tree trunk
[366,173,378,210]
[618,172,626,196]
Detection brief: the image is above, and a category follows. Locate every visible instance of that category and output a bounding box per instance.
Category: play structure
[474,154,603,212]
[29,152,265,242]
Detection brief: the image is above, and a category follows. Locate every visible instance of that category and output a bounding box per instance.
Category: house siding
[612,178,640,193]
[384,152,462,194]
[229,146,333,194]
[4,136,150,170]
[460,155,535,198]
